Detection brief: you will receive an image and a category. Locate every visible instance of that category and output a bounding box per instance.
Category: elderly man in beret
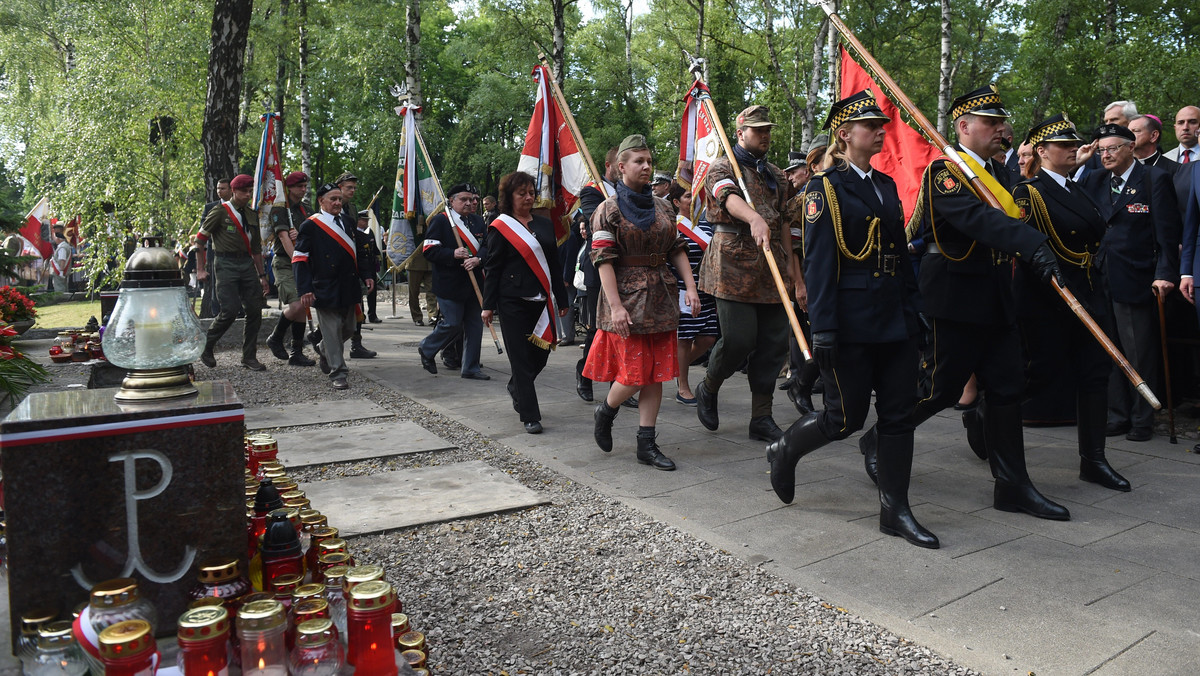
[197,173,270,371]
[265,170,317,366]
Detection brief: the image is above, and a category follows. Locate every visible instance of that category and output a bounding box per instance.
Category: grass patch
[34,300,103,330]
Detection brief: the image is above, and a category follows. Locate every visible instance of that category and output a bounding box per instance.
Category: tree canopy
[1,0,1197,284]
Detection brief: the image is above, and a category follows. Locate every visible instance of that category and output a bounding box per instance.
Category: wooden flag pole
[684,53,812,363]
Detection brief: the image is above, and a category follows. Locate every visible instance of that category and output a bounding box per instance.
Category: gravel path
[24,342,981,675]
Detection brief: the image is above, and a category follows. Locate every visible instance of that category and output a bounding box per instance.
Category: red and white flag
[840,47,942,223]
[677,81,722,225]
[21,196,51,258]
[517,65,588,245]
[252,112,286,217]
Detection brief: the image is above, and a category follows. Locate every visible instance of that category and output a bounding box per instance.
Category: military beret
[618,134,649,154]
[1094,124,1135,142]
[230,174,254,190]
[284,171,309,187]
[447,183,479,197]
[334,172,358,185]
[806,134,830,152]
[315,182,339,198]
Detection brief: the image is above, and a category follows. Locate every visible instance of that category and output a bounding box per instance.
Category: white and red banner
[491,214,558,349]
[252,112,286,217]
[677,81,721,225]
[517,65,588,245]
[21,196,51,258]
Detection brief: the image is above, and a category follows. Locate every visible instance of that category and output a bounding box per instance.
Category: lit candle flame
[258,658,266,669]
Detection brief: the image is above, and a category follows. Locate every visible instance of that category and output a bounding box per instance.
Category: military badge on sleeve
[805,191,824,222]
[933,169,959,194]
[1015,197,1030,221]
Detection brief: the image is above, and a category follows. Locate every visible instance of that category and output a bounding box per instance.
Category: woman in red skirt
[586,134,700,470]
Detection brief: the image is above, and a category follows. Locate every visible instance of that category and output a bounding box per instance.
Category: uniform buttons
[873,272,880,278]
[889,243,895,249]
[1070,230,1076,235]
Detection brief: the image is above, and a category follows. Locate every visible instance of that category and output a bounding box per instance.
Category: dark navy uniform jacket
[1081,161,1181,304]
[1011,170,1109,320]
[802,163,920,343]
[422,211,487,303]
[914,151,1047,324]
[292,211,371,309]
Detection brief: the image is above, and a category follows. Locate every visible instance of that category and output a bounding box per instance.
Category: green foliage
[1,0,1197,284]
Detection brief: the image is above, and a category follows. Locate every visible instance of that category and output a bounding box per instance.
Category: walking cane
[811,0,1160,410]
[1154,286,1176,443]
[682,51,813,363]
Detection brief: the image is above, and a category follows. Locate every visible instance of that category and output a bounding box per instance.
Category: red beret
[284,171,309,187]
[230,174,253,190]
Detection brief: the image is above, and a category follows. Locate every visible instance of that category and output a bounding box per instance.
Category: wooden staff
[811,0,1160,410]
[414,125,503,354]
[684,54,812,363]
[537,54,609,199]
[1155,286,1176,442]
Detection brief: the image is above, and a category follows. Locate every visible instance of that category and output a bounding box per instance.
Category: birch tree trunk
[237,42,254,136]
[826,0,839,101]
[551,0,566,89]
[1031,3,1071,122]
[804,17,828,145]
[299,0,312,176]
[404,0,423,110]
[201,0,253,200]
[936,0,952,137]
[274,0,289,151]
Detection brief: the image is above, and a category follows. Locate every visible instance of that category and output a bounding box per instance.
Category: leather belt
[617,252,670,267]
[712,223,746,235]
[925,243,1010,266]
[217,251,251,259]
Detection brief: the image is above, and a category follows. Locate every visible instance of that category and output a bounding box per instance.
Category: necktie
[864,172,883,205]
[1110,176,1123,204]
[1064,178,1077,194]
[1183,148,1192,164]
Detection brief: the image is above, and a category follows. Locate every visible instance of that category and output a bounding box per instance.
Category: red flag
[64,214,80,247]
[252,112,285,217]
[517,65,587,244]
[21,197,51,258]
[839,47,942,223]
[677,81,722,225]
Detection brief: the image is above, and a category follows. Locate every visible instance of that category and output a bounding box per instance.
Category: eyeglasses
[1097,143,1130,156]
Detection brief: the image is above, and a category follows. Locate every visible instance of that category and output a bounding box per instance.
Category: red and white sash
[491,214,558,349]
[447,211,481,255]
[307,211,357,260]
[676,215,711,251]
[221,201,254,255]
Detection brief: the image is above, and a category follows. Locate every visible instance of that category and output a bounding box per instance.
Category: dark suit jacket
[1011,170,1109,320]
[576,184,609,289]
[481,215,568,311]
[1176,164,1200,278]
[1081,161,1181,304]
[915,152,1047,324]
[293,212,371,308]
[422,211,487,303]
[803,164,919,343]
[1004,149,1020,174]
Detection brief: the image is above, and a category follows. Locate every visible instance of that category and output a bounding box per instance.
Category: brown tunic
[200,201,260,256]
[590,197,688,335]
[698,155,797,303]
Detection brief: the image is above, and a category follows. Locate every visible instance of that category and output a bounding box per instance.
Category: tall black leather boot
[576,358,593,402]
[594,400,618,452]
[764,415,831,504]
[876,431,939,548]
[859,426,879,487]
[636,427,675,470]
[787,359,820,415]
[962,393,988,460]
[987,402,1070,520]
[1077,390,1131,491]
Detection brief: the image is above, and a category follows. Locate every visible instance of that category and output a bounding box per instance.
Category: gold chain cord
[1025,185,1091,268]
[926,162,977,262]
[823,176,879,262]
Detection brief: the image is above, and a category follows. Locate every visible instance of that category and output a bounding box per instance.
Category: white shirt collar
[1115,162,1135,185]
[849,162,873,181]
[1041,168,1070,189]
[960,145,990,168]
[320,209,337,219]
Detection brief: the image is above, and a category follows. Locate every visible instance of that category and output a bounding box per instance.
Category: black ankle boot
[576,359,593,402]
[695,380,719,430]
[876,431,939,549]
[594,400,619,452]
[764,415,830,504]
[748,416,784,442]
[636,429,675,470]
[349,338,376,359]
[267,319,291,360]
[859,425,879,486]
[1077,390,1131,491]
[986,402,1070,520]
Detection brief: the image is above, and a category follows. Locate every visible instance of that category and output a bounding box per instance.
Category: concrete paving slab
[910,577,1156,676]
[1086,523,1200,581]
[1087,458,1200,533]
[1090,629,1198,676]
[271,421,454,468]
[585,461,720,499]
[643,473,779,528]
[245,398,393,430]
[902,503,1028,559]
[975,497,1148,548]
[913,468,1001,514]
[1086,572,1200,638]
[299,460,548,537]
[715,506,885,569]
[954,533,1157,605]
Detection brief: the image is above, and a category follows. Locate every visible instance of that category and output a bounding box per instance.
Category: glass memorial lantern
[101,236,205,401]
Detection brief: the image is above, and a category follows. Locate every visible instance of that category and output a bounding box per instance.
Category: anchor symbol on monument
[72,450,196,589]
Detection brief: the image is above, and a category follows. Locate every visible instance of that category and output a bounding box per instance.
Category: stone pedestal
[0,381,245,648]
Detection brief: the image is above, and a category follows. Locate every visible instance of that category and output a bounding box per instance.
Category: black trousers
[1022,312,1110,399]
[499,297,552,423]
[817,338,919,439]
[577,285,600,373]
[913,318,1025,425]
